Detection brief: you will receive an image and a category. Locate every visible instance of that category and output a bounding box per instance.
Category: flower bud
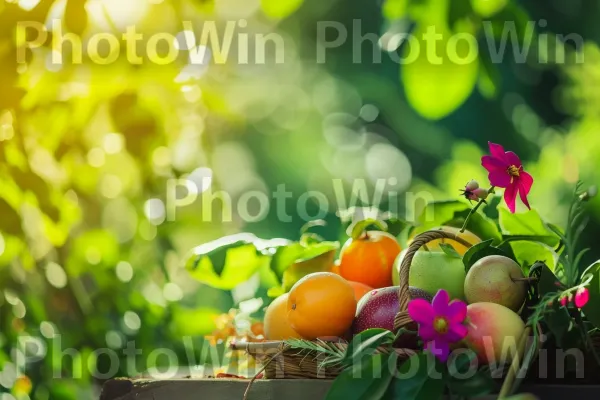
[575,287,590,308]
[559,296,568,307]
[465,180,479,191]
[580,186,597,202]
[473,188,488,200]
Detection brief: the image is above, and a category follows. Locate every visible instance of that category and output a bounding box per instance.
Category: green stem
[460,186,495,233]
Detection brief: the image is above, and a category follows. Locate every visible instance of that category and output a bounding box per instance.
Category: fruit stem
[460,186,495,233]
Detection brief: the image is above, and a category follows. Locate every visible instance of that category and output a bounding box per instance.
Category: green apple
[393,250,466,300]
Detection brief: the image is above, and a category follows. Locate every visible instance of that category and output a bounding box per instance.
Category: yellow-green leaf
[470,0,508,18]
[261,0,303,19]
[401,22,479,120]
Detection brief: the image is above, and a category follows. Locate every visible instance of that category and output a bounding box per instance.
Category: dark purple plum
[352,286,433,335]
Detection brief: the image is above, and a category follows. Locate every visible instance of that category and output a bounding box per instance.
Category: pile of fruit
[187,143,599,398]
[263,223,527,365]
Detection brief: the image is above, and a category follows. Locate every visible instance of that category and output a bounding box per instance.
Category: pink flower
[408,289,468,362]
[481,142,534,213]
[575,287,590,308]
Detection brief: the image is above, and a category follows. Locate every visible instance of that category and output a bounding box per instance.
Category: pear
[464,255,527,311]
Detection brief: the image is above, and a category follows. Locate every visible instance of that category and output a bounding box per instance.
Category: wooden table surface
[100,378,600,400]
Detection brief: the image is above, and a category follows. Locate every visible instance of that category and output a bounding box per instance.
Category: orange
[287,272,357,339]
[408,226,481,256]
[348,281,374,301]
[330,260,341,275]
[338,231,401,288]
[263,294,303,340]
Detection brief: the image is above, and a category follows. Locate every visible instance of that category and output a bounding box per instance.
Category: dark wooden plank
[100,378,600,400]
[100,378,333,400]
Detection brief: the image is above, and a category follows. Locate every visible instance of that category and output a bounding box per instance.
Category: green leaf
[385,353,444,400]
[451,209,502,243]
[382,0,409,20]
[385,217,414,237]
[447,351,495,397]
[470,0,508,17]
[186,233,279,290]
[482,195,501,220]
[261,0,303,19]
[439,243,461,259]
[347,218,388,239]
[344,329,395,365]
[326,354,394,400]
[537,262,561,296]
[537,264,571,345]
[582,262,600,329]
[509,241,557,272]
[462,239,510,272]
[401,21,479,120]
[498,209,559,247]
[271,241,339,292]
[270,243,305,282]
[412,200,501,243]
[187,233,260,277]
[412,200,468,235]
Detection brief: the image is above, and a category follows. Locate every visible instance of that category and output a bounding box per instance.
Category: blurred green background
[0,0,599,398]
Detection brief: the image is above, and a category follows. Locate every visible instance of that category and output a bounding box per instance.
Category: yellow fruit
[263,294,303,340]
[287,272,357,339]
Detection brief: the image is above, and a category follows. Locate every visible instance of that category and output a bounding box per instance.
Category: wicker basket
[231,229,475,379]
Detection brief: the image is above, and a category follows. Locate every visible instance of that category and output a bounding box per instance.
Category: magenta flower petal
[418,325,436,341]
[518,181,531,210]
[519,171,534,195]
[481,155,505,171]
[432,290,449,313]
[575,288,590,308]
[480,142,534,213]
[504,151,522,167]
[446,323,468,342]
[447,300,467,324]
[408,299,434,325]
[488,169,511,188]
[426,340,450,362]
[488,142,506,161]
[504,183,518,213]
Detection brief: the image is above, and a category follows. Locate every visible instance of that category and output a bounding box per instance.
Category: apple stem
[422,244,430,252]
[460,186,495,233]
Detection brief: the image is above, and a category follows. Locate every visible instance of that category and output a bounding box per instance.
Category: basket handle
[393,229,474,332]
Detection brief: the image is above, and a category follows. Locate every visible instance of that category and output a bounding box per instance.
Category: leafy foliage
[462,239,510,272]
